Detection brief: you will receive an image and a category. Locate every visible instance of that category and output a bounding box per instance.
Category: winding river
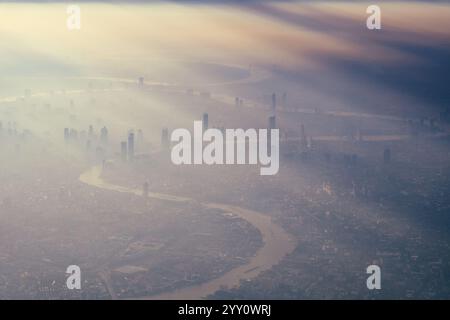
[79,166,297,300]
[5,61,448,298]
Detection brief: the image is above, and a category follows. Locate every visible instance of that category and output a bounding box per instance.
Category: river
[79,166,297,299]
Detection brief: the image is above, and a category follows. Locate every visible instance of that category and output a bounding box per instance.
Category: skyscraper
[88,125,94,140]
[267,115,276,155]
[300,124,307,150]
[100,126,108,145]
[271,93,276,111]
[128,132,135,161]
[357,127,363,141]
[202,113,209,131]
[268,115,276,130]
[161,127,169,149]
[64,128,69,143]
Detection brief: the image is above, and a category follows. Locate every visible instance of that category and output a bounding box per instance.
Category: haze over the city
[0,1,450,299]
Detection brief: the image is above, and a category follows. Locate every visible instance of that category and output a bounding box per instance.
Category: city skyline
[0,1,450,301]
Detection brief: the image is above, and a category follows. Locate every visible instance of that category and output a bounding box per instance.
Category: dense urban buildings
[1,1,450,300]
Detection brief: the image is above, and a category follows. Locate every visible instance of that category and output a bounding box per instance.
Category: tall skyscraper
[203,113,209,131]
[128,132,135,160]
[161,127,169,149]
[138,77,144,87]
[271,93,276,111]
[88,125,94,140]
[357,127,363,141]
[268,115,276,155]
[64,128,69,142]
[100,126,108,145]
[300,124,307,150]
[268,115,276,130]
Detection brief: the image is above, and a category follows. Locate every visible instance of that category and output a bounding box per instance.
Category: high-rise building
[202,113,209,131]
[267,115,276,154]
[128,132,135,160]
[64,128,70,142]
[300,124,307,150]
[121,141,127,162]
[271,93,276,111]
[268,115,276,130]
[100,126,108,145]
[138,77,144,87]
[88,125,94,140]
[161,128,169,149]
[357,128,363,141]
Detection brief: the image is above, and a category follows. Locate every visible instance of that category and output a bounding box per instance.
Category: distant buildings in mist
[54,109,398,168]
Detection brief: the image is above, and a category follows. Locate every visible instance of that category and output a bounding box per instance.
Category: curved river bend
[79,166,297,300]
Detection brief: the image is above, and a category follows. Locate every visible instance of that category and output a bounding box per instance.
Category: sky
[1,1,449,112]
